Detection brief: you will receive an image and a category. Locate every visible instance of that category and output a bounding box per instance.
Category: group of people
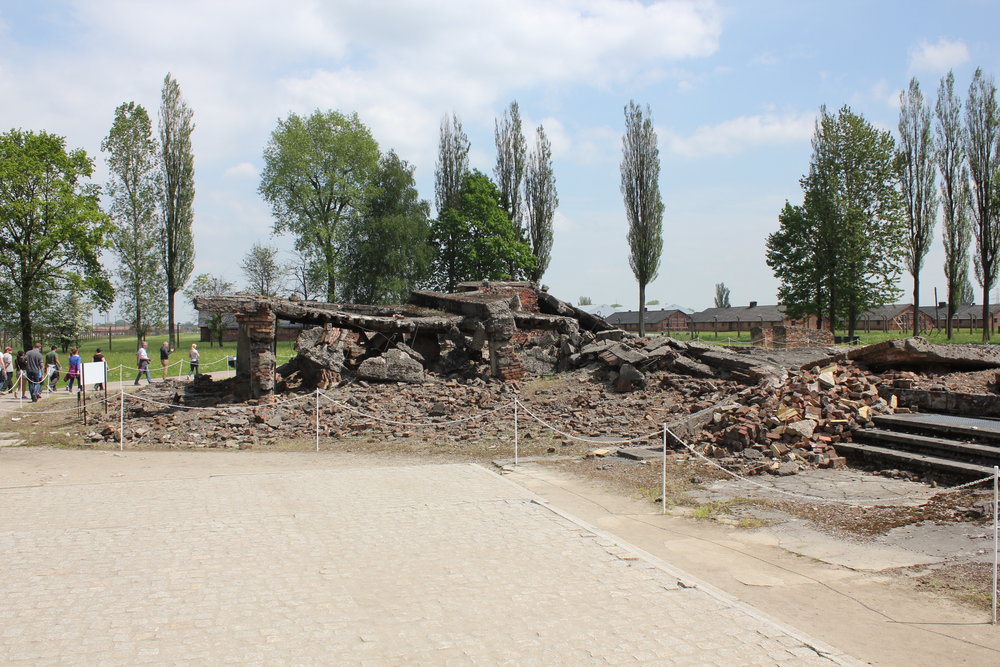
[2,339,205,400]
[0,344,103,402]
[133,341,201,385]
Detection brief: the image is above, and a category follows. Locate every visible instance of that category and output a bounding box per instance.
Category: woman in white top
[188,343,200,379]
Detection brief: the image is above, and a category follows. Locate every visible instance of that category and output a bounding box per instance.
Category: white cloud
[909,38,970,73]
[224,162,258,179]
[664,112,815,157]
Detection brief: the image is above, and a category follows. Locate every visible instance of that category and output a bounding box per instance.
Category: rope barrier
[663,426,995,506]
[124,391,314,412]
[515,398,663,445]
[0,394,113,415]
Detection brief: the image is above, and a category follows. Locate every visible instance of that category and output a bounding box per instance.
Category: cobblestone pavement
[0,462,856,665]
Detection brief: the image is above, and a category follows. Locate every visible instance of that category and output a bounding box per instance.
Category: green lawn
[63,333,298,380]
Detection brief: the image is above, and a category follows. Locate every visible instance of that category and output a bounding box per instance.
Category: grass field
[48,333,298,380]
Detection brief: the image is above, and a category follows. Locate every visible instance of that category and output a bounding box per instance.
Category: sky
[2,0,999,322]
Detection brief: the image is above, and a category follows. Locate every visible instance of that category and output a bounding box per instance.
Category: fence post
[315,388,320,452]
[993,465,998,625]
[119,388,124,452]
[514,398,519,466]
[662,424,667,515]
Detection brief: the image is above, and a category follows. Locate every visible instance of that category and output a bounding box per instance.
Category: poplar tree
[524,125,557,282]
[935,70,972,339]
[494,101,526,235]
[434,113,470,216]
[102,101,165,346]
[620,101,664,337]
[897,77,937,337]
[159,73,195,347]
[965,68,1000,341]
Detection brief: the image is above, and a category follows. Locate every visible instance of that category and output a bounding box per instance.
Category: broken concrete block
[357,349,424,383]
[613,363,645,392]
[785,419,817,439]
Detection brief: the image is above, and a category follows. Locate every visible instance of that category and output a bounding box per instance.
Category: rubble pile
[689,361,897,475]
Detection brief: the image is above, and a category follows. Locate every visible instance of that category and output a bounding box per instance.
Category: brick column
[235,308,276,400]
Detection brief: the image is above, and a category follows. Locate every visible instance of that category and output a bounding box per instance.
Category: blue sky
[1,0,999,320]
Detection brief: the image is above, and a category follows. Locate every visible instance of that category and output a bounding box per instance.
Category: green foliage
[428,170,534,291]
[525,125,557,282]
[259,109,380,301]
[898,77,937,336]
[494,101,526,234]
[339,151,433,304]
[241,242,283,297]
[159,73,196,347]
[646,299,660,305]
[0,128,113,350]
[39,288,93,351]
[435,113,469,215]
[184,273,234,347]
[768,106,904,336]
[102,101,166,345]
[714,283,731,308]
[621,101,664,336]
[578,296,593,306]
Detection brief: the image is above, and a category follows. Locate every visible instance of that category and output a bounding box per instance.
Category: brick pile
[694,361,895,475]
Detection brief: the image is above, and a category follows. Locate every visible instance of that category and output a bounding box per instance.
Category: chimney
[938,301,947,308]
[748,301,757,309]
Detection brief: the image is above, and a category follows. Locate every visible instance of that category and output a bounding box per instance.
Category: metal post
[315,388,320,452]
[514,398,519,466]
[662,425,667,515]
[119,388,124,452]
[993,465,998,625]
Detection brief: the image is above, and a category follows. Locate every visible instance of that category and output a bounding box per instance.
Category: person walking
[92,348,105,391]
[160,341,174,381]
[134,341,152,385]
[44,345,60,392]
[2,347,13,392]
[14,350,28,399]
[187,343,200,379]
[25,343,44,402]
[65,347,81,393]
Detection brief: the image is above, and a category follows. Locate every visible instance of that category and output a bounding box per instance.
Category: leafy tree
[339,151,433,304]
[434,113,469,215]
[184,273,234,347]
[898,78,938,337]
[494,101,526,234]
[524,125,557,282]
[102,101,165,346]
[936,70,973,339]
[965,68,1000,340]
[428,171,533,291]
[620,101,664,337]
[241,242,283,297]
[959,274,976,305]
[578,296,593,306]
[159,73,196,348]
[768,107,904,338]
[714,282,731,308]
[0,129,113,350]
[39,288,92,352]
[259,109,380,301]
[646,299,660,306]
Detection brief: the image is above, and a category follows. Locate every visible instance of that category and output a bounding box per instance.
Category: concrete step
[854,428,1000,466]
[872,413,1000,444]
[834,440,994,479]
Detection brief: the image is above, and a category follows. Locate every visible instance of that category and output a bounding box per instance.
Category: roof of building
[606,309,688,326]
[688,304,787,324]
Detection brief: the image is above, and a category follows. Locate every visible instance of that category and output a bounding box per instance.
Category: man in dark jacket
[25,343,44,402]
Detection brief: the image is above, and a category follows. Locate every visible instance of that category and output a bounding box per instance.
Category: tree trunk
[983,290,991,342]
[638,283,646,337]
[167,288,176,348]
[912,276,920,338]
[19,303,32,353]
[847,304,857,341]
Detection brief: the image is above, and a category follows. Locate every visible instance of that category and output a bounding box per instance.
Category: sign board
[82,362,107,387]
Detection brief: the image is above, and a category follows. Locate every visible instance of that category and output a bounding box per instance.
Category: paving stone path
[0,462,856,664]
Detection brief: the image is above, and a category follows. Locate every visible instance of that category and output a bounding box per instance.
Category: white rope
[515,398,663,445]
[664,426,995,506]
[124,391,313,412]
[0,395,113,415]
[319,391,510,427]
